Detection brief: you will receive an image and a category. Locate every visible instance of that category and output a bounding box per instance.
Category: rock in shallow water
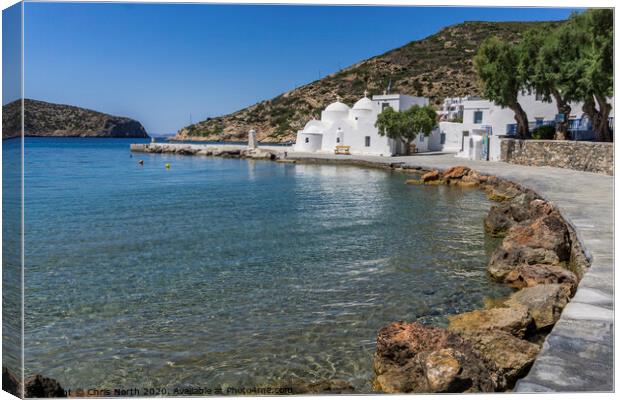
[421,170,440,182]
[2,368,67,398]
[447,306,532,338]
[25,375,66,398]
[484,192,540,237]
[442,166,471,180]
[373,322,497,393]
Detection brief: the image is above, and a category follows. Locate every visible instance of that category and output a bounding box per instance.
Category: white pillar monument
[248,129,257,149]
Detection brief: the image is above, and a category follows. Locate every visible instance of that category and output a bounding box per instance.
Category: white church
[292,91,614,161]
[294,92,430,156]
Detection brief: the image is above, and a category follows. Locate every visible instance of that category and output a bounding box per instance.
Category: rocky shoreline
[2,367,66,398]
[9,146,590,395]
[373,166,588,393]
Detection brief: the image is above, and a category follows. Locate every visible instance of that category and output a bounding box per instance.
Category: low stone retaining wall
[500,139,613,175]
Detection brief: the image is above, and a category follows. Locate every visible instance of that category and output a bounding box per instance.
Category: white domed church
[294,92,430,156]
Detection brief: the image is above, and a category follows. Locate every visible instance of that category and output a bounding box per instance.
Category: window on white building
[365,136,371,147]
[305,137,309,143]
[336,137,340,143]
[474,111,483,124]
[382,103,390,110]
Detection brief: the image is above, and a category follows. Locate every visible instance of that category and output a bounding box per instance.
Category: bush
[531,124,555,140]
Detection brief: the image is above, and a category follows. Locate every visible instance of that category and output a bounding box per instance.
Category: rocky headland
[2,99,149,139]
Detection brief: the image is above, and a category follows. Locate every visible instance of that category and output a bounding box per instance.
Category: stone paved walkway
[287,151,614,392]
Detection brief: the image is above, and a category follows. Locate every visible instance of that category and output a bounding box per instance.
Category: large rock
[2,367,20,397]
[442,166,471,180]
[528,199,556,219]
[487,214,571,281]
[447,306,532,338]
[504,264,578,293]
[373,322,496,393]
[484,203,520,237]
[421,170,440,182]
[506,214,570,257]
[484,190,541,237]
[459,330,539,389]
[505,284,571,331]
[24,375,66,398]
[488,245,563,281]
[484,180,522,202]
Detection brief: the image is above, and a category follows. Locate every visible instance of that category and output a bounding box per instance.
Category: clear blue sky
[15,3,580,134]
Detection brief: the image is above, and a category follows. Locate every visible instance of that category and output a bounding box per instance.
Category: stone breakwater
[500,139,613,176]
[129,143,282,160]
[373,166,588,393]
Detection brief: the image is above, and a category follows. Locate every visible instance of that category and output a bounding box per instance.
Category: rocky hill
[172,20,562,143]
[2,99,149,139]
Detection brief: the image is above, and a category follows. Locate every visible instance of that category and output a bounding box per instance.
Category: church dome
[352,96,373,111]
[325,101,350,112]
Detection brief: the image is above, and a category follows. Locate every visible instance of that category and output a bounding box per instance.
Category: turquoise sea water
[8,138,510,392]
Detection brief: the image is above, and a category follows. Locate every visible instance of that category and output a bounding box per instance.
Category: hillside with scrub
[172,20,562,143]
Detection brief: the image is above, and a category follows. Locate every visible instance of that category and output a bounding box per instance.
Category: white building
[437,93,614,161]
[294,92,429,156]
[438,96,481,122]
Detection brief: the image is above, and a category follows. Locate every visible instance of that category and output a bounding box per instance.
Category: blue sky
[14,3,580,134]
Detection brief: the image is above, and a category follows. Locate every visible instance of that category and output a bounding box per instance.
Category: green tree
[571,9,613,142]
[474,37,530,139]
[375,105,437,154]
[519,27,576,140]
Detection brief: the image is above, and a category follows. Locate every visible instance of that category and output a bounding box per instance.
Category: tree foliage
[569,9,613,141]
[474,8,613,142]
[474,37,530,139]
[375,105,437,148]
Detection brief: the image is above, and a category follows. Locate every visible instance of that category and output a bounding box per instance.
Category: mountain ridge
[172,20,563,143]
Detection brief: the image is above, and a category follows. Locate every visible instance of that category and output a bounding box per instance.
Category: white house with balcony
[437,93,614,161]
[294,92,430,156]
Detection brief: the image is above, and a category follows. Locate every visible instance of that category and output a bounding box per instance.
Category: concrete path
[287,151,614,392]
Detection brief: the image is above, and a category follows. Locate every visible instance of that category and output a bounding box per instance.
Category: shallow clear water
[16,138,509,392]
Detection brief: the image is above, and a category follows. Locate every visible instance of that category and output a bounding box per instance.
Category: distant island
[2,99,149,139]
[171,20,561,144]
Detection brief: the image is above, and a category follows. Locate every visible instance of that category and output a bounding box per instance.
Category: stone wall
[500,139,613,175]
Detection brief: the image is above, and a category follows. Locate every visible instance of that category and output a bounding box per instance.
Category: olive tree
[376,105,437,153]
[519,27,577,140]
[571,9,613,142]
[474,37,530,139]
